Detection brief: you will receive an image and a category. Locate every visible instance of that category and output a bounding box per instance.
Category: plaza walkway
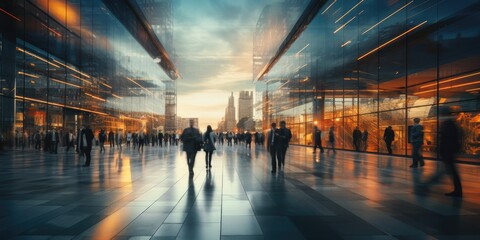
[1,143,479,240]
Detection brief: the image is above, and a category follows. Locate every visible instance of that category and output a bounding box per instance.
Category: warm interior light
[111,93,123,99]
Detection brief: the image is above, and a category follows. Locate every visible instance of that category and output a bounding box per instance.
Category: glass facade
[255,0,480,161]
[0,0,174,146]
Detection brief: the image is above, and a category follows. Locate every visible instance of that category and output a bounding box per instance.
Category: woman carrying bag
[203,125,216,171]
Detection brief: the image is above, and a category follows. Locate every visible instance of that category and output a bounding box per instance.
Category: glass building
[254,0,480,162]
[0,0,178,146]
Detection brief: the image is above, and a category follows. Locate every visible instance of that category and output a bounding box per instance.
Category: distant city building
[224,92,236,132]
[238,91,253,121]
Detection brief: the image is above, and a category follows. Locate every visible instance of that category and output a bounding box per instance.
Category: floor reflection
[1,143,480,239]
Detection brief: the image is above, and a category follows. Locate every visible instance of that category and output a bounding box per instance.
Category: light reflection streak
[53,59,91,78]
[358,21,427,60]
[15,95,108,115]
[16,47,61,68]
[335,0,364,23]
[341,40,352,47]
[420,71,480,89]
[125,77,153,95]
[414,80,480,95]
[85,92,107,102]
[71,74,92,84]
[18,72,39,78]
[321,0,337,15]
[0,7,21,21]
[334,16,356,34]
[362,1,414,35]
[50,78,82,88]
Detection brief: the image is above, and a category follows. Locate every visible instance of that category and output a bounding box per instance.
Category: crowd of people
[2,113,465,197]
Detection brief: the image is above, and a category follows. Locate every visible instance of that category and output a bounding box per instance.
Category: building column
[0,1,18,147]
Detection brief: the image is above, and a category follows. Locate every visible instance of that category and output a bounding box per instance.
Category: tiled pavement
[1,143,480,240]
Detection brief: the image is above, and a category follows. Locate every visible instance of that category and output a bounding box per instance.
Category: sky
[173,0,276,130]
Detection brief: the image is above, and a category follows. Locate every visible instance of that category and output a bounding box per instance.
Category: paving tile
[1,145,479,240]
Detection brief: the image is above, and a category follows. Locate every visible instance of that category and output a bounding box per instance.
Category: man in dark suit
[313,126,324,153]
[277,121,292,170]
[383,126,395,154]
[267,122,279,173]
[158,131,164,147]
[181,119,201,175]
[50,128,59,154]
[439,108,463,197]
[78,125,94,167]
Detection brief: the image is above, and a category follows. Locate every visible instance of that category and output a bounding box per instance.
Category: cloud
[173,0,270,127]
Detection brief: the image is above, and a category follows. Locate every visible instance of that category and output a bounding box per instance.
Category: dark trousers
[35,140,41,150]
[444,156,462,193]
[270,146,278,172]
[82,147,92,166]
[186,151,197,172]
[66,141,74,152]
[411,143,424,166]
[50,141,58,153]
[138,141,144,152]
[385,140,393,154]
[205,150,213,167]
[99,141,105,152]
[277,146,287,168]
[313,141,324,153]
[109,139,114,147]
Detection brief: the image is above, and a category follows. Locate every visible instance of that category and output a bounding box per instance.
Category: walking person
[267,122,279,173]
[116,129,123,150]
[108,130,114,148]
[138,130,145,153]
[277,121,292,171]
[158,131,163,147]
[34,130,41,150]
[203,125,216,171]
[50,128,59,154]
[245,131,252,149]
[181,119,201,175]
[383,126,395,154]
[327,126,336,154]
[78,125,94,167]
[438,107,463,197]
[409,118,425,168]
[126,131,132,148]
[98,129,106,152]
[353,126,362,152]
[313,126,324,153]
[362,129,369,151]
[65,130,75,152]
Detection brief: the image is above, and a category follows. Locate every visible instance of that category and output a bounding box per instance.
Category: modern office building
[0,0,178,146]
[238,90,253,121]
[224,92,236,132]
[254,0,480,162]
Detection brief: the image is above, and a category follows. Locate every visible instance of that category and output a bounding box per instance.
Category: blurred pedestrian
[203,125,216,170]
[327,126,336,154]
[383,126,394,154]
[181,119,201,175]
[313,126,324,153]
[409,118,424,168]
